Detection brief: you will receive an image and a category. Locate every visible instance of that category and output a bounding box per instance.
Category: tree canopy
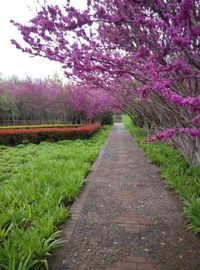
[11,0,200,164]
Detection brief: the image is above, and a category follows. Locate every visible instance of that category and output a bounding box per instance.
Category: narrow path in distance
[49,123,200,270]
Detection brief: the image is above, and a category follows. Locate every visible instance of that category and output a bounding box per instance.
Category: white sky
[0,0,86,81]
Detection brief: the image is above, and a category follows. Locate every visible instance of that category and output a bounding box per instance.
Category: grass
[123,115,200,233]
[0,125,111,270]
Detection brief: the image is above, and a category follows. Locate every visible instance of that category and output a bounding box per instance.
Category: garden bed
[0,123,100,146]
[0,125,111,269]
[0,124,85,129]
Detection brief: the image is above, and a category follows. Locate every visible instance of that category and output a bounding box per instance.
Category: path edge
[48,126,113,268]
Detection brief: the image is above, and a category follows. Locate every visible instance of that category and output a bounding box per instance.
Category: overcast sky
[0,0,85,81]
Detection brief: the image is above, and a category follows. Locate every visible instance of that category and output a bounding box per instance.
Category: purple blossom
[10,0,200,145]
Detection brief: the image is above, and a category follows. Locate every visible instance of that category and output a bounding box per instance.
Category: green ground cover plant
[123,115,200,233]
[0,125,111,269]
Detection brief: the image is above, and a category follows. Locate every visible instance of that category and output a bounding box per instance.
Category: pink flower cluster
[146,128,200,143]
[145,129,176,143]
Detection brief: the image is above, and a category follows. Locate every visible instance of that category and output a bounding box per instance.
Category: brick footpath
[49,123,200,270]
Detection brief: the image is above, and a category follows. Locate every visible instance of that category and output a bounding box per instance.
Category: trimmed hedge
[0,124,101,146]
[0,124,85,130]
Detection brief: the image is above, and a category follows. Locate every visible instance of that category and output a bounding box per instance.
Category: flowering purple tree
[0,78,118,124]
[69,84,119,122]
[11,0,200,164]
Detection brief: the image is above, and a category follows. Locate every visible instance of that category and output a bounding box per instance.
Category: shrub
[0,124,101,146]
[0,124,85,129]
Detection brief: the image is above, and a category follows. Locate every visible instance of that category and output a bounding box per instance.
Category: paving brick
[112,192,139,202]
[122,224,146,233]
[123,256,146,263]
[137,263,158,270]
[116,262,137,269]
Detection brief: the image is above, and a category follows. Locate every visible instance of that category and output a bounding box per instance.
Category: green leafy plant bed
[123,115,200,233]
[0,125,111,269]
